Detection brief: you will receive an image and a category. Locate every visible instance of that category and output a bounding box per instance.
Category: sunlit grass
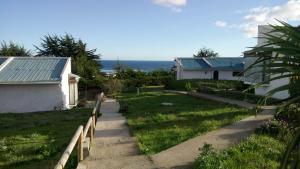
[0,108,92,169]
[118,91,254,154]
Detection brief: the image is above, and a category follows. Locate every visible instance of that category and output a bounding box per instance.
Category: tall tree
[246,21,300,169]
[193,47,218,58]
[35,34,102,82]
[0,41,31,56]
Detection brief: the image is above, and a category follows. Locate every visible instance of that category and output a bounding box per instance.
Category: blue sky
[1,0,299,60]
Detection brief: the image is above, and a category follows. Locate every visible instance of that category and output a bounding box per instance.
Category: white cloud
[215,20,227,27]
[152,0,187,12]
[215,0,300,37]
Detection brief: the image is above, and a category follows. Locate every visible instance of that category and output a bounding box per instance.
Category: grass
[118,91,255,154]
[194,134,285,169]
[0,108,92,169]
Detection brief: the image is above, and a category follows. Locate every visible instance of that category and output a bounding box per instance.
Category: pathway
[79,92,277,169]
[78,99,156,169]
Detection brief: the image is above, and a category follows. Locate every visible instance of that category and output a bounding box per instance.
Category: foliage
[193,47,218,58]
[117,91,253,154]
[165,79,248,91]
[165,79,279,104]
[194,134,285,169]
[35,34,103,88]
[0,108,92,169]
[115,67,174,90]
[247,21,300,99]
[102,77,123,95]
[0,41,31,56]
[247,21,300,168]
[277,103,300,129]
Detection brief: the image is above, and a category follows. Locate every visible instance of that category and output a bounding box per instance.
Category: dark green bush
[276,103,300,128]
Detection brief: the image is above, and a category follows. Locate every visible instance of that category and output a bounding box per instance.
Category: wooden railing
[54,93,105,169]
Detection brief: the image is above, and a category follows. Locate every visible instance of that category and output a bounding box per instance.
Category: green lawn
[0,108,92,169]
[118,91,254,154]
[194,134,285,169]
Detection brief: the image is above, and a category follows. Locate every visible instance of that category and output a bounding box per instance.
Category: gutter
[0,81,61,85]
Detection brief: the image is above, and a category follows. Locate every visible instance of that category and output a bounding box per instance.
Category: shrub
[194,144,220,169]
[102,78,123,95]
[194,134,285,169]
[276,103,300,128]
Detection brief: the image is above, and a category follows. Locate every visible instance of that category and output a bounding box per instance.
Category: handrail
[54,126,83,169]
[83,117,93,140]
[54,92,105,169]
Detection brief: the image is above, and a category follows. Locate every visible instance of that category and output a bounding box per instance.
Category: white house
[0,57,80,113]
[175,57,244,81]
[244,25,290,100]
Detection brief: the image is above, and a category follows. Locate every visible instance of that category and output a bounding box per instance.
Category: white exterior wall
[255,75,290,100]
[219,71,243,81]
[256,26,289,99]
[177,69,242,81]
[0,84,64,113]
[60,59,71,109]
[178,70,212,80]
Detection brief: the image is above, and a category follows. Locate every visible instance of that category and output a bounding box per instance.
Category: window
[233,72,243,77]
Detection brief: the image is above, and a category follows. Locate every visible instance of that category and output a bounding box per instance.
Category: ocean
[98,60,174,73]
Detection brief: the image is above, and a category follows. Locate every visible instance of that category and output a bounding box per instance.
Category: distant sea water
[98,60,174,73]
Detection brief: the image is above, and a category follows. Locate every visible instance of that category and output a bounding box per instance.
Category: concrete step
[88,141,140,160]
[93,128,132,140]
[81,155,156,169]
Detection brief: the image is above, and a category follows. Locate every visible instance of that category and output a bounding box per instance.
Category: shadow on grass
[0,108,92,169]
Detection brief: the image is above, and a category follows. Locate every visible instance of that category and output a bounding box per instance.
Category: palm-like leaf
[246,20,300,169]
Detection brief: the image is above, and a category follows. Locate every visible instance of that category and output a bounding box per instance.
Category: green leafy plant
[246,20,300,169]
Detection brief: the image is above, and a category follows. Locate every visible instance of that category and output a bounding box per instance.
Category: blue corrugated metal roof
[178,57,244,71]
[0,57,7,65]
[0,57,68,84]
[180,58,210,70]
[205,57,244,71]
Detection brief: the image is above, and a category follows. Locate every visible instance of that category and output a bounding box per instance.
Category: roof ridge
[0,56,69,59]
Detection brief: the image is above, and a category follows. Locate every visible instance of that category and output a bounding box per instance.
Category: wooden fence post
[89,123,93,144]
[78,131,83,162]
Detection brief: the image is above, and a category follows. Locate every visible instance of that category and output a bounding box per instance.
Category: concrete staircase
[78,99,156,169]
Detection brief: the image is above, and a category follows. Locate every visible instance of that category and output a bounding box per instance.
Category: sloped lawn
[118,91,254,154]
[0,108,92,169]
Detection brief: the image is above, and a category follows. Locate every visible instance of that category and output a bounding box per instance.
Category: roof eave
[0,81,61,85]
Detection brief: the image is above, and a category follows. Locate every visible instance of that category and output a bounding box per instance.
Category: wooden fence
[54,93,105,169]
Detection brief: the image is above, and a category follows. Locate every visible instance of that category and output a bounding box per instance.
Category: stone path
[79,99,156,169]
[79,92,277,169]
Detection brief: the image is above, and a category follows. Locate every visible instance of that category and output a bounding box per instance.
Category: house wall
[178,70,213,80]
[218,71,243,81]
[244,26,290,100]
[0,84,65,113]
[176,69,242,81]
[254,75,290,100]
[60,59,71,109]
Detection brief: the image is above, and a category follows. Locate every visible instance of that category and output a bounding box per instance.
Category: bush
[276,103,300,128]
[194,133,285,169]
[164,79,249,91]
[102,78,123,95]
[115,68,174,90]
